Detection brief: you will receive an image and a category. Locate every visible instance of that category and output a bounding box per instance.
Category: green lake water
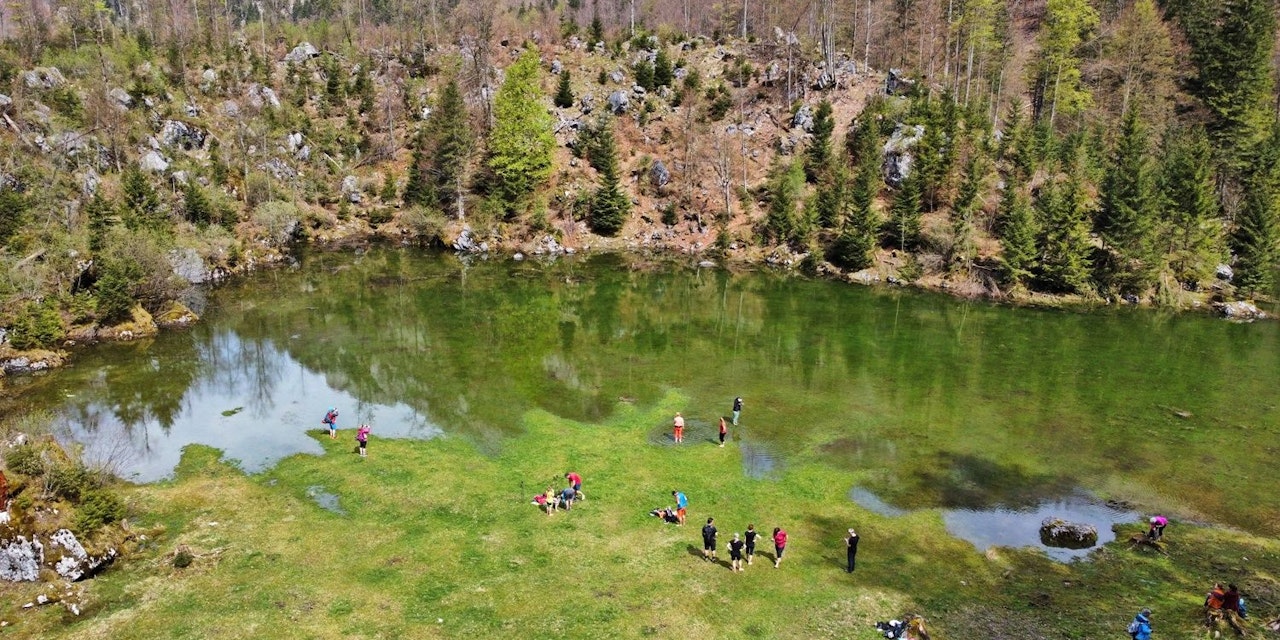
[4,249,1278,558]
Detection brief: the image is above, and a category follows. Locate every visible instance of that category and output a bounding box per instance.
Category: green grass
[6,393,1280,638]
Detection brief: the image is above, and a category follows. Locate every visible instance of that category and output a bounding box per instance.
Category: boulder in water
[1039,517,1098,549]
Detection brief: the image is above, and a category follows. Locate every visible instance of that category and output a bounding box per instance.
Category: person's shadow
[685,545,734,570]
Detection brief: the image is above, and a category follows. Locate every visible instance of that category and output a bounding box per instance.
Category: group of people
[699,518,789,572]
[534,472,585,515]
[672,397,743,446]
[321,408,371,457]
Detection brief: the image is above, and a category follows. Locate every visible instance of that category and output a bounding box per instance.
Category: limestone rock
[48,530,116,582]
[1038,518,1098,549]
[0,537,43,582]
[159,120,208,150]
[107,87,133,110]
[882,124,924,188]
[285,42,321,63]
[23,67,65,90]
[792,104,814,132]
[1215,300,1269,322]
[98,305,159,341]
[139,150,170,173]
[607,90,629,114]
[650,160,670,189]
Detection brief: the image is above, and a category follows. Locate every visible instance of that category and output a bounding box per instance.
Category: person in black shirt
[744,524,758,565]
[728,532,746,572]
[845,528,859,573]
[732,397,744,425]
[702,518,718,561]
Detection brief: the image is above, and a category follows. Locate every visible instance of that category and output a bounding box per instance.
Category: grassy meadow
[7,392,1280,639]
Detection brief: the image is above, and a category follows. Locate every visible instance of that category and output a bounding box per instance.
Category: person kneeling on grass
[560,486,578,511]
[649,507,679,524]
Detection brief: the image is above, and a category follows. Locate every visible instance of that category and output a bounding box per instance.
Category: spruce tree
[84,191,114,253]
[1158,126,1223,286]
[487,49,554,214]
[885,173,922,251]
[429,79,474,219]
[588,118,629,236]
[997,177,1038,288]
[1232,127,1280,293]
[554,70,574,109]
[183,181,213,227]
[951,154,989,271]
[1096,106,1157,295]
[122,165,162,228]
[633,59,655,92]
[403,129,431,208]
[804,100,834,184]
[763,159,804,246]
[654,48,673,88]
[1036,176,1093,293]
[590,13,604,45]
[814,160,849,229]
[830,156,880,271]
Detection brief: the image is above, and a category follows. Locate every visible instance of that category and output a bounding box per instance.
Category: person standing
[356,424,371,457]
[728,532,745,572]
[323,407,339,439]
[1127,608,1152,640]
[772,527,788,568]
[845,528,860,573]
[744,524,758,565]
[718,417,728,447]
[544,486,559,516]
[701,518,718,561]
[565,472,584,500]
[672,412,685,443]
[732,397,743,425]
[672,490,688,526]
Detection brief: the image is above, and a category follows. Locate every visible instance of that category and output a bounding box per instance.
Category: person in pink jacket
[356,424,371,458]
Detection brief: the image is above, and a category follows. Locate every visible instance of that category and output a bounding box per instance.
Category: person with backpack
[1128,608,1152,640]
[356,424,371,458]
[322,407,339,439]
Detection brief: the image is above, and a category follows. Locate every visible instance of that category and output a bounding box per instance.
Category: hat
[1150,517,1158,524]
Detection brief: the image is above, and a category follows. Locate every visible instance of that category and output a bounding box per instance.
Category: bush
[398,206,446,242]
[251,201,301,247]
[74,489,126,532]
[7,301,65,349]
[5,444,44,476]
[47,463,100,502]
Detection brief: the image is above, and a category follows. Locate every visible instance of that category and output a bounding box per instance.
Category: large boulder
[792,104,815,132]
[48,530,115,582]
[23,67,65,90]
[607,90,630,115]
[139,150,170,173]
[1215,300,1269,321]
[159,120,207,150]
[285,42,321,63]
[886,68,915,95]
[650,160,671,190]
[107,87,133,110]
[1038,518,1098,549]
[0,537,43,582]
[882,124,925,188]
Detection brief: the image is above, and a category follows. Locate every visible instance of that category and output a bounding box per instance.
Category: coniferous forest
[0,0,1278,353]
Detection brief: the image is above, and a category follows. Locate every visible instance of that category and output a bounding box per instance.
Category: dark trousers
[847,550,857,572]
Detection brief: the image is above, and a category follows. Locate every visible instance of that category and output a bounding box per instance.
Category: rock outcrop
[1039,518,1098,549]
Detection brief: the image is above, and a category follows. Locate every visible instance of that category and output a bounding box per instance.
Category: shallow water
[5,249,1279,545]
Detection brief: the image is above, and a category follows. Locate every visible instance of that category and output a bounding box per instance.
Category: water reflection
[851,487,1138,561]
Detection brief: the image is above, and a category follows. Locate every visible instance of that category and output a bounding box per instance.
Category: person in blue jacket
[1127,608,1152,640]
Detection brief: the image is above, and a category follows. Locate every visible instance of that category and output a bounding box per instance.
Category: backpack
[1127,619,1141,638]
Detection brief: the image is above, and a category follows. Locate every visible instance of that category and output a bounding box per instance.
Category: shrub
[5,444,44,476]
[251,201,301,247]
[173,548,194,568]
[7,301,65,349]
[47,463,99,502]
[74,489,126,531]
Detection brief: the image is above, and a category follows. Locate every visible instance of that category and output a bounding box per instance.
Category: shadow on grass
[685,545,734,570]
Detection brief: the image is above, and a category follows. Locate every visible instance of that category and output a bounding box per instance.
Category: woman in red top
[718,417,728,447]
[772,527,788,568]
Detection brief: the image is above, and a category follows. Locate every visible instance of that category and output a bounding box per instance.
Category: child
[544,487,559,516]
[673,413,685,443]
[356,424,371,457]
[728,532,745,572]
[322,407,339,439]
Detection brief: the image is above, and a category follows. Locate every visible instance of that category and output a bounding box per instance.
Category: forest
[0,0,1278,355]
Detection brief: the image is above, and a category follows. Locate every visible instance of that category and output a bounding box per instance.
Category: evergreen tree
[885,173,922,251]
[588,118,629,236]
[763,158,804,246]
[554,70,574,109]
[997,177,1038,288]
[590,12,604,44]
[1157,126,1223,286]
[183,180,213,227]
[487,49,554,214]
[1232,127,1280,293]
[814,160,849,229]
[428,79,474,219]
[633,59,655,92]
[654,48,673,88]
[380,172,398,203]
[1036,176,1093,293]
[804,100,835,184]
[84,191,114,253]
[951,154,989,271]
[1096,106,1157,294]
[122,165,162,228]
[830,155,880,271]
[403,129,431,208]
[1186,0,1276,172]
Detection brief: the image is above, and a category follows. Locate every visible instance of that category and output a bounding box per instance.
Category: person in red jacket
[772,527,788,568]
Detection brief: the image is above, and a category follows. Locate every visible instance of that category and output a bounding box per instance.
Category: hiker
[1146,515,1168,540]
[718,417,728,447]
[845,528,860,573]
[322,407,339,439]
[649,507,679,524]
[772,527,788,568]
[1206,583,1226,611]
[560,486,578,511]
[356,424,371,458]
[672,412,685,443]
[1127,608,1152,640]
[728,532,745,572]
[744,524,758,565]
[701,518,718,561]
[672,490,688,525]
[732,397,743,425]
[1223,584,1243,614]
[544,486,559,516]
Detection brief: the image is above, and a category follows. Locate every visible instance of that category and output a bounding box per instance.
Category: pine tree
[588,118,629,236]
[488,49,554,214]
[429,79,474,219]
[654,48,673,88]
[885,173,922,251]
[1158,126,1223,286]
[403,129,431,208]
[554,70,574,109]
[1036,176,1093,293]
[1096,106,1157,295]
[122,165,162,228]
[804,100,834,184]
[633,59,655,92]
[763,159,804,246]
[1232,127,1280,293]
[997,177,1038,288]
[84,191,115,253]
[183,180,212,227]
[814,160,849,229]
[590,12,604,44]
[830,155,880,271]
[951,154,989,271]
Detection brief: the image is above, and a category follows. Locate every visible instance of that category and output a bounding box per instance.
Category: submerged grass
[7,393,1280,638]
